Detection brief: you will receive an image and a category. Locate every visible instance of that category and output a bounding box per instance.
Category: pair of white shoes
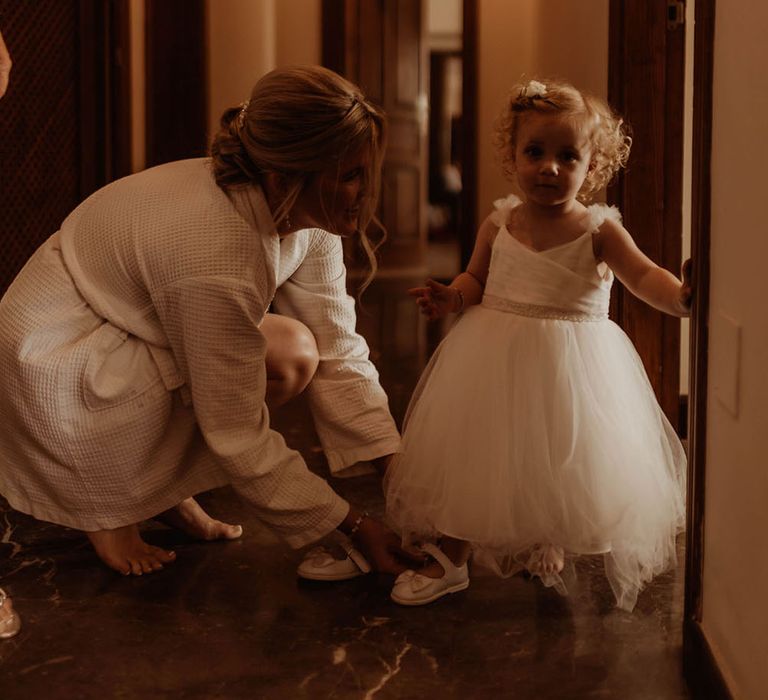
[297,539,469,606]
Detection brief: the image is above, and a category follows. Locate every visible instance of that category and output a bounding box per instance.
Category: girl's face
[290,149,370,237]
[513,113,593,207]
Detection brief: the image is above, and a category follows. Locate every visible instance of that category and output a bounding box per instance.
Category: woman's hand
[348,515,425,575]
[680,258,693,313]
[408,279,461,321]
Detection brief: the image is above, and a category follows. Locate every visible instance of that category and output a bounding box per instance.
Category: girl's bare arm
[408,213,498,319]
[595,219,691,317]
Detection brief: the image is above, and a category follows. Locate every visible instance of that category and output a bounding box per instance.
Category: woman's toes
[204,520,240,541]
[128,559,144,576]
[114,560,131,576]
[150,558,165,571]
[142,558,162,574]
[220,523,243,540]
[103,554,131,576]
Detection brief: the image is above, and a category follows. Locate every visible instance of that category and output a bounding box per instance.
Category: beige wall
[206,0,320,144]
[207,0,277,143]
[701,2,768,697]
[129,0,321,168]
[477,0,608,217]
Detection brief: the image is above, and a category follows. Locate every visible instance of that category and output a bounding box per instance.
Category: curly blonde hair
[210,65,387,291]
[494,78,631,202]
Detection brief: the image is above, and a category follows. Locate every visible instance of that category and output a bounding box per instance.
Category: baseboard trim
[683,619,733,699]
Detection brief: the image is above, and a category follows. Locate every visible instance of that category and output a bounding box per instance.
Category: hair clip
[237,99,250,129]
[520,80,547,99]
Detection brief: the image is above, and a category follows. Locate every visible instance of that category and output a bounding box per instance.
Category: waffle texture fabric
[0,158,399,544]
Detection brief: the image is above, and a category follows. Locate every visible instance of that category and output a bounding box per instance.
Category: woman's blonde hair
[494,78,631,201]
[210,65,387,290]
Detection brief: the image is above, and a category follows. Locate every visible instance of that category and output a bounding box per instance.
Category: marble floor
[0,322,689,699]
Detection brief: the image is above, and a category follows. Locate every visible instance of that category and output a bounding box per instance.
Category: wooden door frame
[682,1,731,697]
[145,0,208,168]
[459,0,477,269]
[611,1,727,693]
[79,0,133,195]
[607,0,684,432]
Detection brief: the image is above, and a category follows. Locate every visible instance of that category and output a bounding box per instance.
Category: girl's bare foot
[538,544,565,576]
[156,497,243,541]
[87,525,176,576]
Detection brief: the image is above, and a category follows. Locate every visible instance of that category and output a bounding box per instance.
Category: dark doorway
[0,0,131,295]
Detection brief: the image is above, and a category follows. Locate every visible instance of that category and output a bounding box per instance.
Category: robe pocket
[83,323,164,411]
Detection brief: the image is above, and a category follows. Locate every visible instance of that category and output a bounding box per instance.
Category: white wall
[702,1,768,697]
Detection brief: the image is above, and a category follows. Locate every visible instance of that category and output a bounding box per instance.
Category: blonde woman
[0,66,416,579]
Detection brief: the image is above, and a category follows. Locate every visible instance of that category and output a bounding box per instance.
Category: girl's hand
[408,279,461,320]
[680,258,693,313]
[352,516,426,575]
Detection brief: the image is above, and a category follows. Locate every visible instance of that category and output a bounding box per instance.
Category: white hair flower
[522,80,547,98]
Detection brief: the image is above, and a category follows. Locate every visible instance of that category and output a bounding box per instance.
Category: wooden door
[321,0,429,403]
[608,0,686,431]
[682,0,722,694]
[323,0,428,274]
[145,0,207,167]
[0,0,130,294]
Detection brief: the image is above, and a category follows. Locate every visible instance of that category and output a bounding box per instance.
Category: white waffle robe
[0,158,400,545]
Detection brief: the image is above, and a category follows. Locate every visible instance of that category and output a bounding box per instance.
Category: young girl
[384,78,691,611]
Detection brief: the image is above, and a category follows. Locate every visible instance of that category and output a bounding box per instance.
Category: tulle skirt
[384,304,687,611]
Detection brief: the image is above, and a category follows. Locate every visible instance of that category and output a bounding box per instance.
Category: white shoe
[297,536,371,581]
[391,542,469,606]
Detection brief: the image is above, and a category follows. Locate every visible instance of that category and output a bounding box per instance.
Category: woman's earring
[283,212,293,232]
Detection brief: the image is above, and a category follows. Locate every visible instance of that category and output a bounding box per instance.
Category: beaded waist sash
[482,294,608,322]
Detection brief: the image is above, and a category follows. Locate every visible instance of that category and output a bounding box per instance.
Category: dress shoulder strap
[585,203,623,232]
[490,193,523,227]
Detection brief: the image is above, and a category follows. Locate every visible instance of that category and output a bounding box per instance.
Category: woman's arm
[271,230,401,476]
[338,504,424,573]
[595,218,692,317]
[154,276,350,548]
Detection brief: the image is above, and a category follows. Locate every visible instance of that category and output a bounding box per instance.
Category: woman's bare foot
[87,525,176,576]
[156,497,243,541]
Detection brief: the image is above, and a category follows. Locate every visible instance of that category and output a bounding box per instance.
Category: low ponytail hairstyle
[210,65,387,291]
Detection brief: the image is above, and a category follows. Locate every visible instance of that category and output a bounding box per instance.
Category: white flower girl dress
[385,195,686,611]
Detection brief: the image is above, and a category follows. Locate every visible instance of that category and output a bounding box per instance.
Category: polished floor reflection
[0,317,688,699]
